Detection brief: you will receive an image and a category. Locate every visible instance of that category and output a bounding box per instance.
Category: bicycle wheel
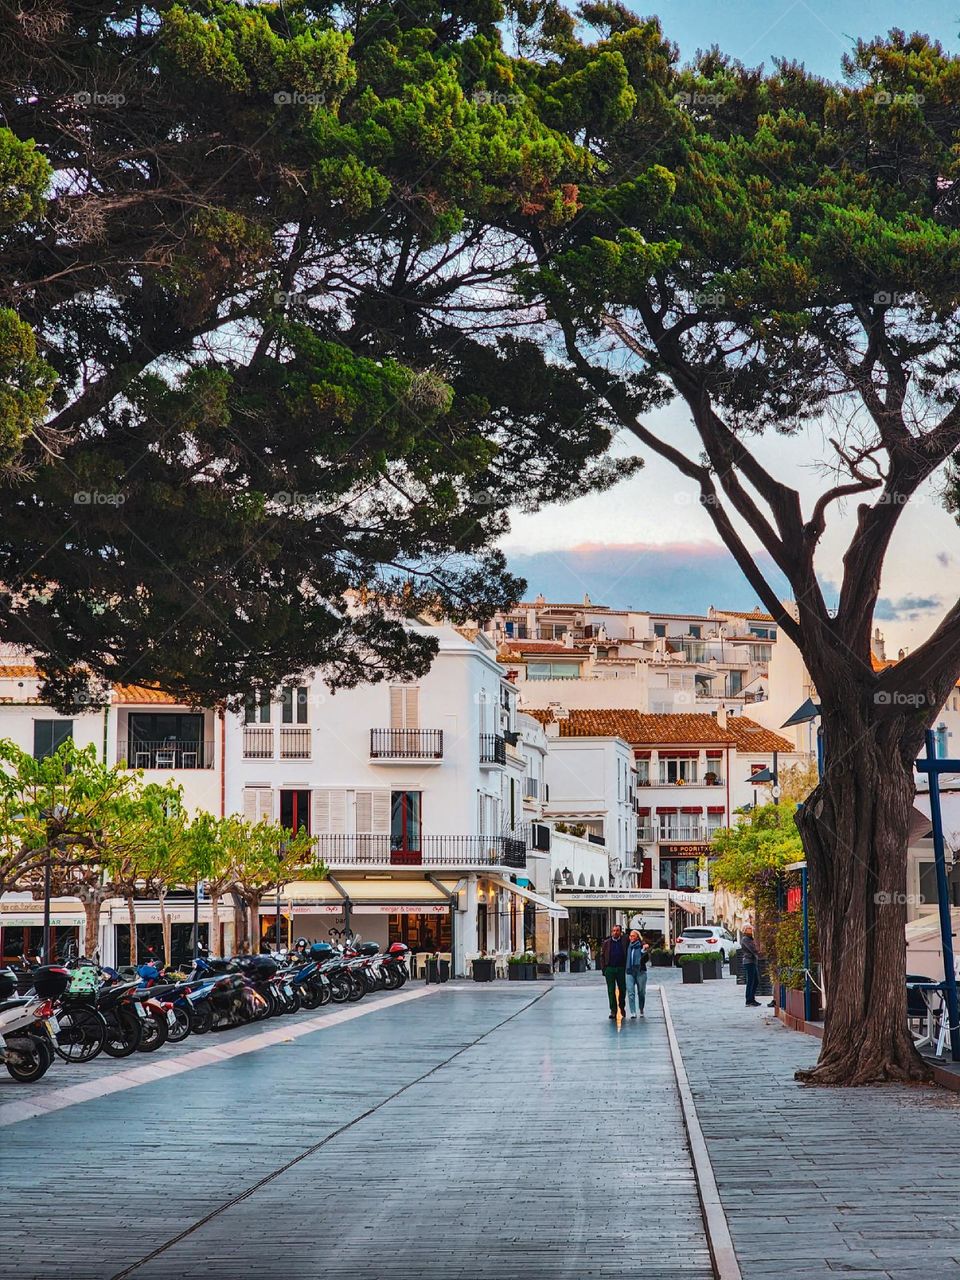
[55,1006,106,1063]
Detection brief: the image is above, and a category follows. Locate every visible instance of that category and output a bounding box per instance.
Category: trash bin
[438,959,450,983]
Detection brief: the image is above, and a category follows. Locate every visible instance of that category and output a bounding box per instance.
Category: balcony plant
[704,771,719,786]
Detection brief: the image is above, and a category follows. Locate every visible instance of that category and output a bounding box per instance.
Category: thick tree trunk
[158,889,171,965]
[127,895,138,964]
[82,899,99,960]
[210,892,220,957]
[795,710,931,1085]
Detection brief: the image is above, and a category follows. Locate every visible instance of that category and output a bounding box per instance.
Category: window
[689,625,701,638]
[653,623,666,638]
[705,811,725,835]
[748,644,772,664]
[391,790,421,851]
[526,661,580,680]
[659,756,698,784]
[728,671,743,696]
[244,691,271,724]
[33,719,73,760]
[281,686,308,725]
[636,759,650,785]
[280,789,310,834]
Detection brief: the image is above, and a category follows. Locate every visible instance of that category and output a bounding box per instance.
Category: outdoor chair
[906,973,942,1048]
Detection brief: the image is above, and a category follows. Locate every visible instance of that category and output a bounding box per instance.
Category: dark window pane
[33,719,73,760]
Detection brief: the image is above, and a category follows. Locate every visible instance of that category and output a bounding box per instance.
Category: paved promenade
[2,979,709,1280]
[5,969,960,1279]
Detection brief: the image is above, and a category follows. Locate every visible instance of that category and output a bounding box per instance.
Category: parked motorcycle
[0,965,67,1082]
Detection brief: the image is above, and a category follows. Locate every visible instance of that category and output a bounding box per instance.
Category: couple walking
[600,924,650,1019]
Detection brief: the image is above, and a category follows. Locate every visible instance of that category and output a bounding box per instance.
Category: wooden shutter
[313,789,347,834]
[404,686,419,729]
[389,687,404,729]
[355,789,391,834]
[243,787,273,822]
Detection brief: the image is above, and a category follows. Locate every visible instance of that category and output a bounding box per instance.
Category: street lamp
[39,804,70,963]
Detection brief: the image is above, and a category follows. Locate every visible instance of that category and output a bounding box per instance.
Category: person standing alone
[624,929,650,1018]
[741,924,762,1007]
[600,924,627,1020]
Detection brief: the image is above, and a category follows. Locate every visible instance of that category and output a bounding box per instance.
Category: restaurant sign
[660,842,711,857]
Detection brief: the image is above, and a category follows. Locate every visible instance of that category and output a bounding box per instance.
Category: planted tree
[229,819,322,951]
[0,0,622,710]
[514,11,960,1083]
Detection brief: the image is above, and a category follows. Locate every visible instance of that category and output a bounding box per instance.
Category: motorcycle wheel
[299,984,322,1011]
[190,1003,213,1035]
[166,1006,192,1044]
[55,1006,107,1063]
[136,1011,169,1053]
[283,991,302,1015]
[267,991,284,1018]
[382,968,401,990]
[328,976,350,1004]
[102,1008,143,1058]
[318,980,332,1006]
[347,976,366,1003]
[5,1034,54,1083]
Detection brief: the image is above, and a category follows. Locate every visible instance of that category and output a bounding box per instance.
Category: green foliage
[677,952,715,965]
[710,803,804,898]
[773,908,818,987]
[0,0,622,709]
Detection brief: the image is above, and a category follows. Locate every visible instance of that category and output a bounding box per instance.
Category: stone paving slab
[662,969,960,1280]
[2,982,712,1280]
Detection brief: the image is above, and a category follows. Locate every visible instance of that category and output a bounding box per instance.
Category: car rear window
[682,928,714,938]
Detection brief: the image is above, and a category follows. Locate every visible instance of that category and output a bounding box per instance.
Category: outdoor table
[907,981,946,1055]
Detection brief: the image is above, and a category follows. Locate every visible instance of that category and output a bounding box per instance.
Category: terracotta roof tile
[723,717,796,754]
[525,708,796,753]
[714,607,776,621]
[112,684,182,705]
[497,640,586,656]
[0,665,38,678]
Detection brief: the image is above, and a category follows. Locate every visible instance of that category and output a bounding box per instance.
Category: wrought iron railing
[310,834,525,869]
[370,729,444,759]
[242,726,274,758]
[279,727,311,759]
[479,733,506,765]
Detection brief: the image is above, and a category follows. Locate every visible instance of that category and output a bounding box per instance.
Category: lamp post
[39,803,70,963]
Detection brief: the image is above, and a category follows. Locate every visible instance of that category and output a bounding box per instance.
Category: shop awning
[556,892,671,912]
[490,877,568,919]
[283,875,459,914]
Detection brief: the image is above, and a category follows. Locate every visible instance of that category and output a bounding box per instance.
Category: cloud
[874,595,943,621]
[506,540,791,614]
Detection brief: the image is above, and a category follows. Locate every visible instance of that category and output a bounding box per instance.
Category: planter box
[472,959,496,983]
[729,951,742,978]
[681,962,703,984]
[784,986,822,1022]
[651,953,672,968]
[508,965,519,981]
[701,958,722,980]
[570,957,586,973]
[523,964,537,981]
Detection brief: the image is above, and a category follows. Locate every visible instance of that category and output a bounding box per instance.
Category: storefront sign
[0,915,83,927]
[352,904,448,916]
[660,842,711,857]
[284,905,344,916]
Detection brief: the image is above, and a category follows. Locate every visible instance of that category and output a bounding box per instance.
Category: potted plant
[554,950,568,973]
[569,948,587,973]
[701,954,722,980]
[472,952,496,983]
[704,770,719,785]
[678,952,711,984]
[650,948,673,968]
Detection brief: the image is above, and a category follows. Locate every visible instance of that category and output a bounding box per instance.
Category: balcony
[370,728,444,761]
[118,740,213,770]
[479,733,506,766]
[243,726,274,759]
[523,777,541,800]
[658,826,711,843]
[637,825,657,843]
[310,834,526,869]
[280,727,311,759]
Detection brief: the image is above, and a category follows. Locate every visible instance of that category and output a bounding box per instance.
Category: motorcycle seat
[0,996,33,1013]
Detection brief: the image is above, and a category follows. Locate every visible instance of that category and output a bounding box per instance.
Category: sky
[501,0,960,655]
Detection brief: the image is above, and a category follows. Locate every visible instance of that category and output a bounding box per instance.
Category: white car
[673,925,740,964]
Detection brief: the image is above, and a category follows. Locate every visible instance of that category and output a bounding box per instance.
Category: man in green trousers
[600,923,627,1020]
